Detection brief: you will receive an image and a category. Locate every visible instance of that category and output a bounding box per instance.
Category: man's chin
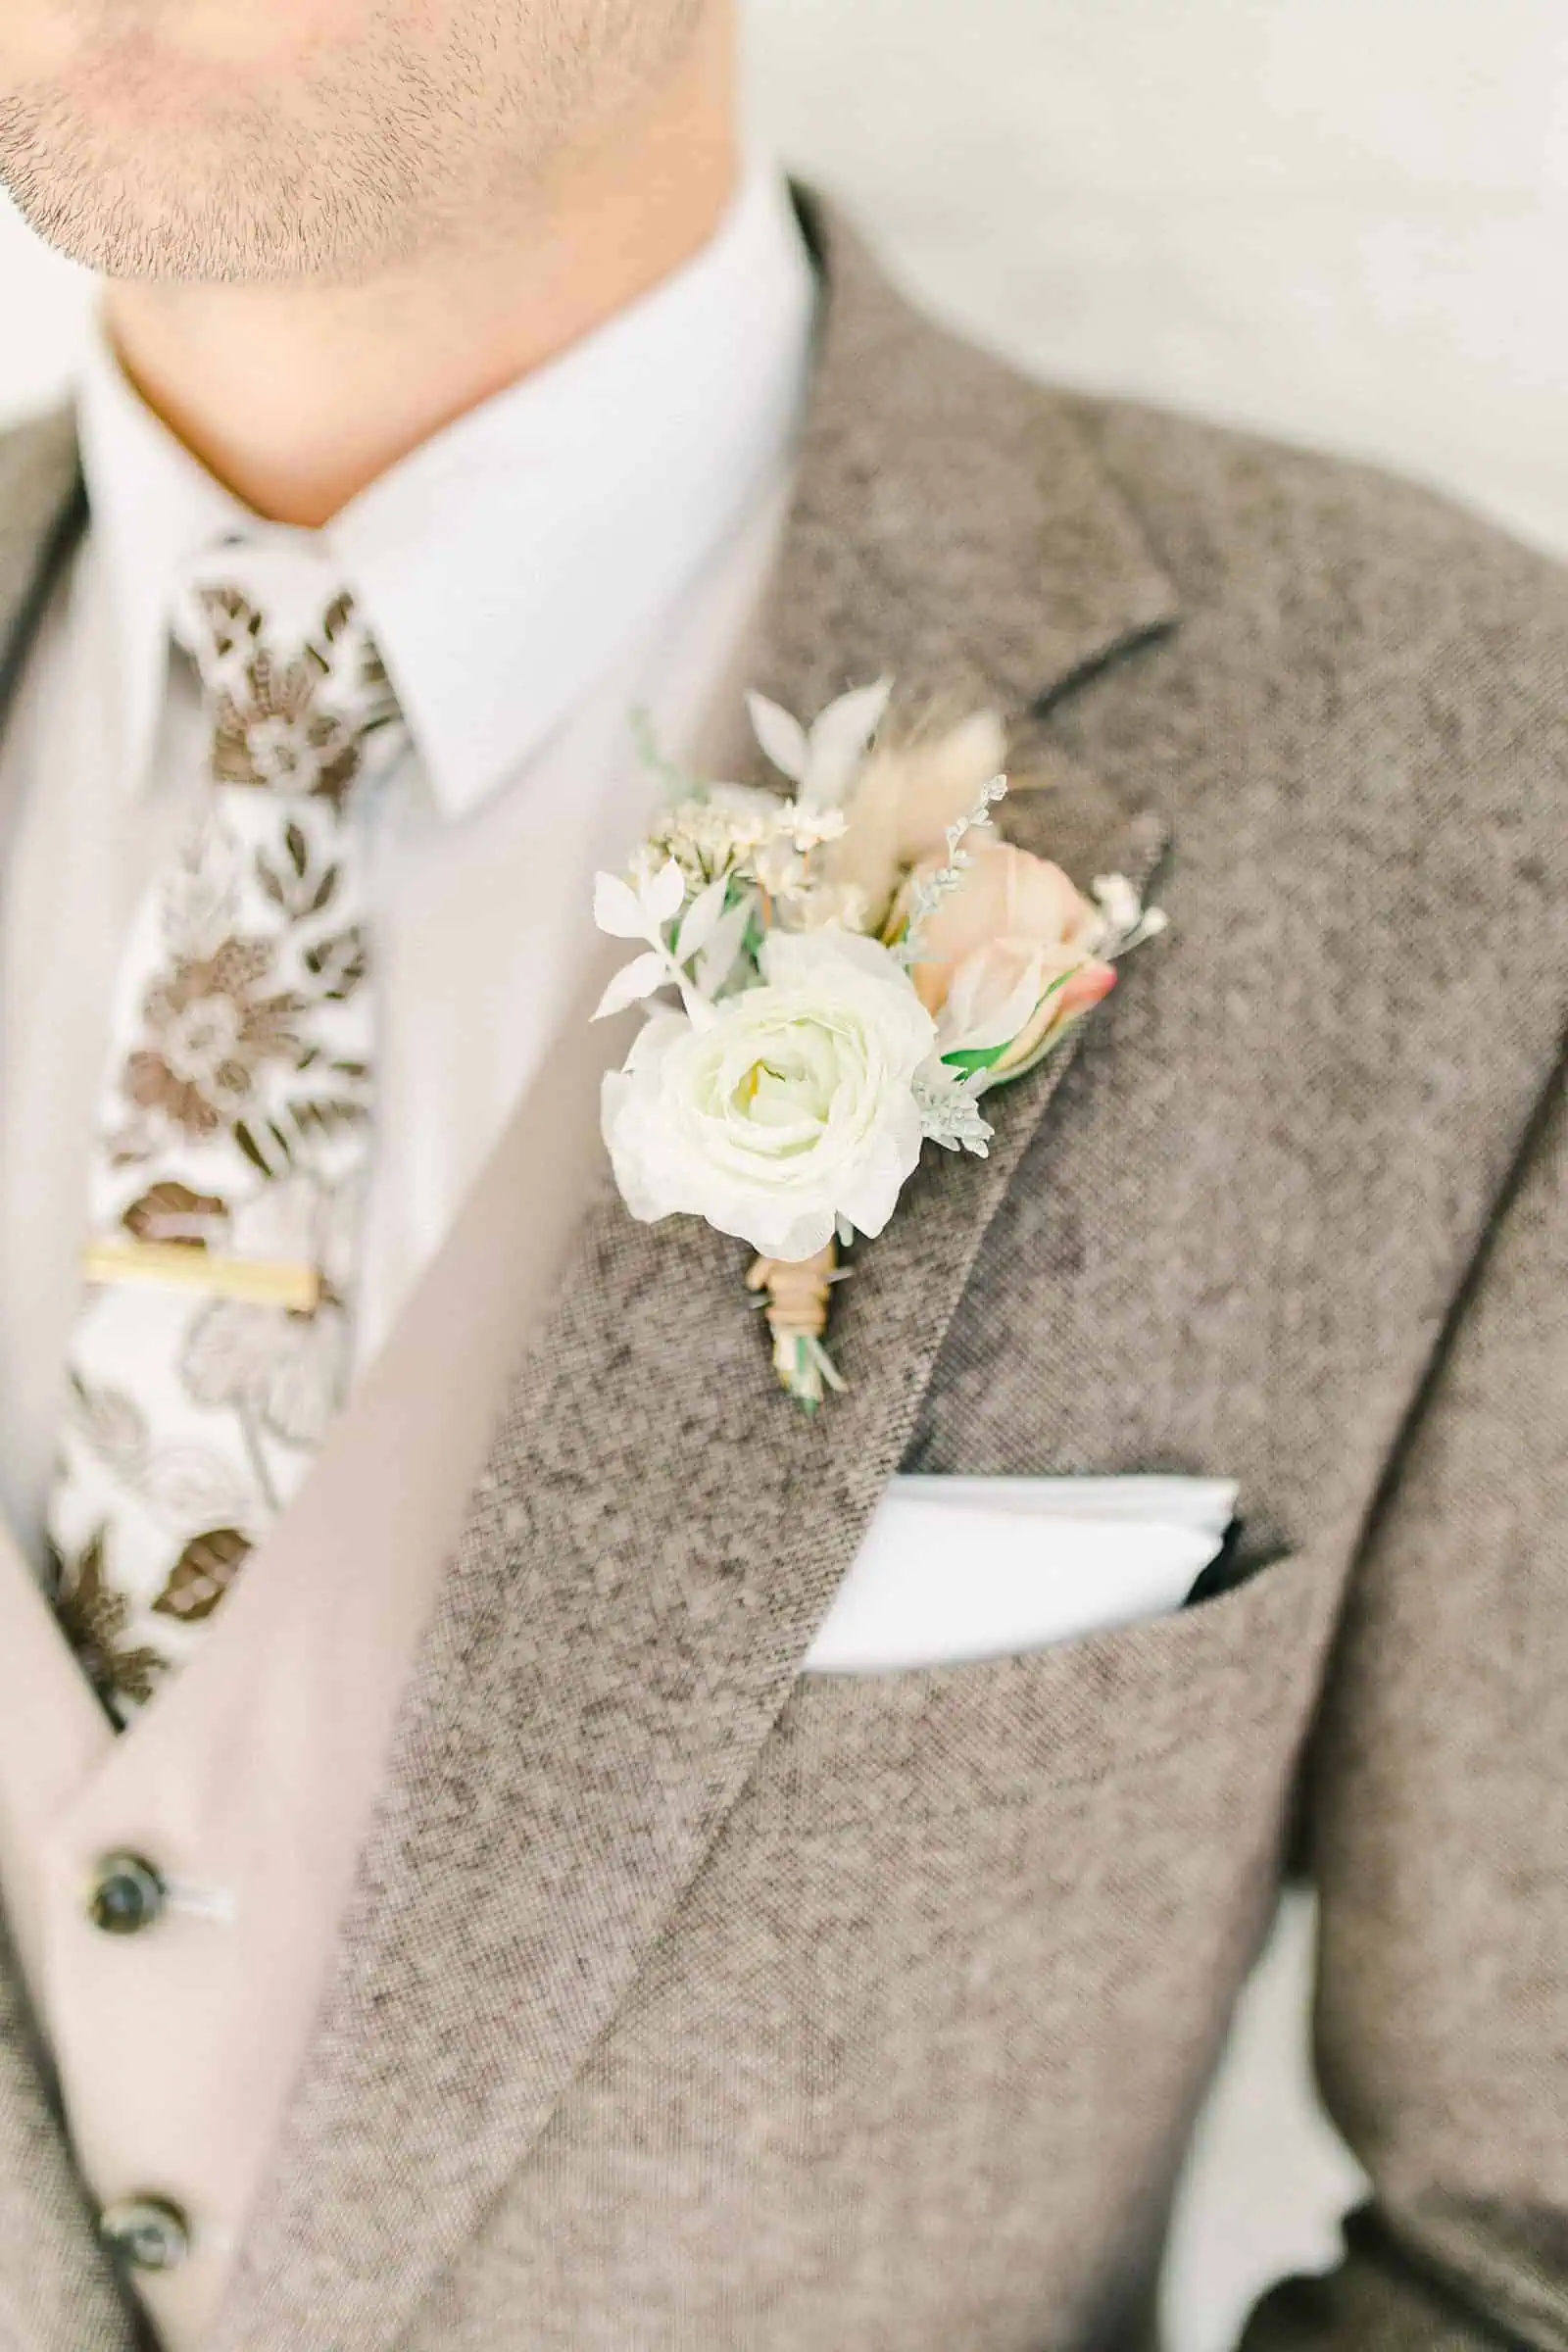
[0,116,391,284]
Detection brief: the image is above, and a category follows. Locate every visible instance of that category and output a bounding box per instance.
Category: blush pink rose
[905,840,1116,1078]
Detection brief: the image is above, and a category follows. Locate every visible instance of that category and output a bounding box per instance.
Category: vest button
[99,2194,191,2273]
[85,1852,168,1936]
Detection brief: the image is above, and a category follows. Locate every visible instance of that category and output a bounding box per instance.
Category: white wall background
[748,0,1568,561]
[2,2,1559,2341]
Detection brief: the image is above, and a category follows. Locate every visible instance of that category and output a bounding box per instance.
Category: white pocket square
[803,1476,1239,1675]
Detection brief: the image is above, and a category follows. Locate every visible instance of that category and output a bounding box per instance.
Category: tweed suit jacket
[0,195,1563,2352]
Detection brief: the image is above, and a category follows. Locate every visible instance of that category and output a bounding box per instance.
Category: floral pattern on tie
[46,555,407,1724]
[197,582,402,805]
[126,935,310,1139]
[47,1525,168,1720]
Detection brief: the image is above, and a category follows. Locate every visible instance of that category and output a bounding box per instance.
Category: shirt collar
[77,161,818,819]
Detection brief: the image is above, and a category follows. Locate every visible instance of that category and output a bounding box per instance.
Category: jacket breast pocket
[775,1539,1332,1826]
[801,1472,1254,1678]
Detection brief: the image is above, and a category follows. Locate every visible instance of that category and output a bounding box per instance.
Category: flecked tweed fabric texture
[0,194,1563,2352]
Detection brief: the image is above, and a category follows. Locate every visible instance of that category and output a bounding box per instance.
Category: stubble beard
[0,0,709,284]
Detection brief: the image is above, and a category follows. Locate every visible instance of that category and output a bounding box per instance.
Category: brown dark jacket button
[99,2195,191,2273]
[85,1853,168,1936]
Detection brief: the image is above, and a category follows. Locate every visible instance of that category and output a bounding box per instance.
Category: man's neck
[99,15,738,530]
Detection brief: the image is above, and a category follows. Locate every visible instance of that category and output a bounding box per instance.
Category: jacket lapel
[210,198,1181,2352]
[0,414,138,2352]
[0,407,83,710]
[752,191,1178,721]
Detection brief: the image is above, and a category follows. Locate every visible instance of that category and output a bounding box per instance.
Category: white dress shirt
[0,160,817,1569]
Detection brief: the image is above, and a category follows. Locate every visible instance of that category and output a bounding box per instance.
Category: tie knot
[172,538,407,808]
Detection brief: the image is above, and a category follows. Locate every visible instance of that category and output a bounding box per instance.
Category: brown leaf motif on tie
[47,1527,168,1718]
[152,1526,254,1626]
[194,583,402,808]
[257,814,340,923]
[122,1178,230,1247]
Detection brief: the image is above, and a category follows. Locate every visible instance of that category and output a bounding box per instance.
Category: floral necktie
[45,540,407,1725]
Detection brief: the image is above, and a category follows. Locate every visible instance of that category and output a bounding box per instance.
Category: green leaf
[940,1041,1011,1075]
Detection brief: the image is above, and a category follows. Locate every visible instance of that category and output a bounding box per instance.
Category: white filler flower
[601,929,937,1262]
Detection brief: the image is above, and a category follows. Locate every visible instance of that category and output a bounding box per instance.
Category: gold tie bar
[82,1239,321,1314]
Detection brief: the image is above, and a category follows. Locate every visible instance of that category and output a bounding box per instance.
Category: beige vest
[0,665,755,2351]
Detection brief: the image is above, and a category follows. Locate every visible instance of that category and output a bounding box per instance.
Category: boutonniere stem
[746,1242,846,1409]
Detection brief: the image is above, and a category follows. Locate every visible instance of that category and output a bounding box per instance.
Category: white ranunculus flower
[601,927,937,1261]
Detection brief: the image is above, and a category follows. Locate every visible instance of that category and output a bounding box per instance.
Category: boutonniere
[593,681,1165,1408]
